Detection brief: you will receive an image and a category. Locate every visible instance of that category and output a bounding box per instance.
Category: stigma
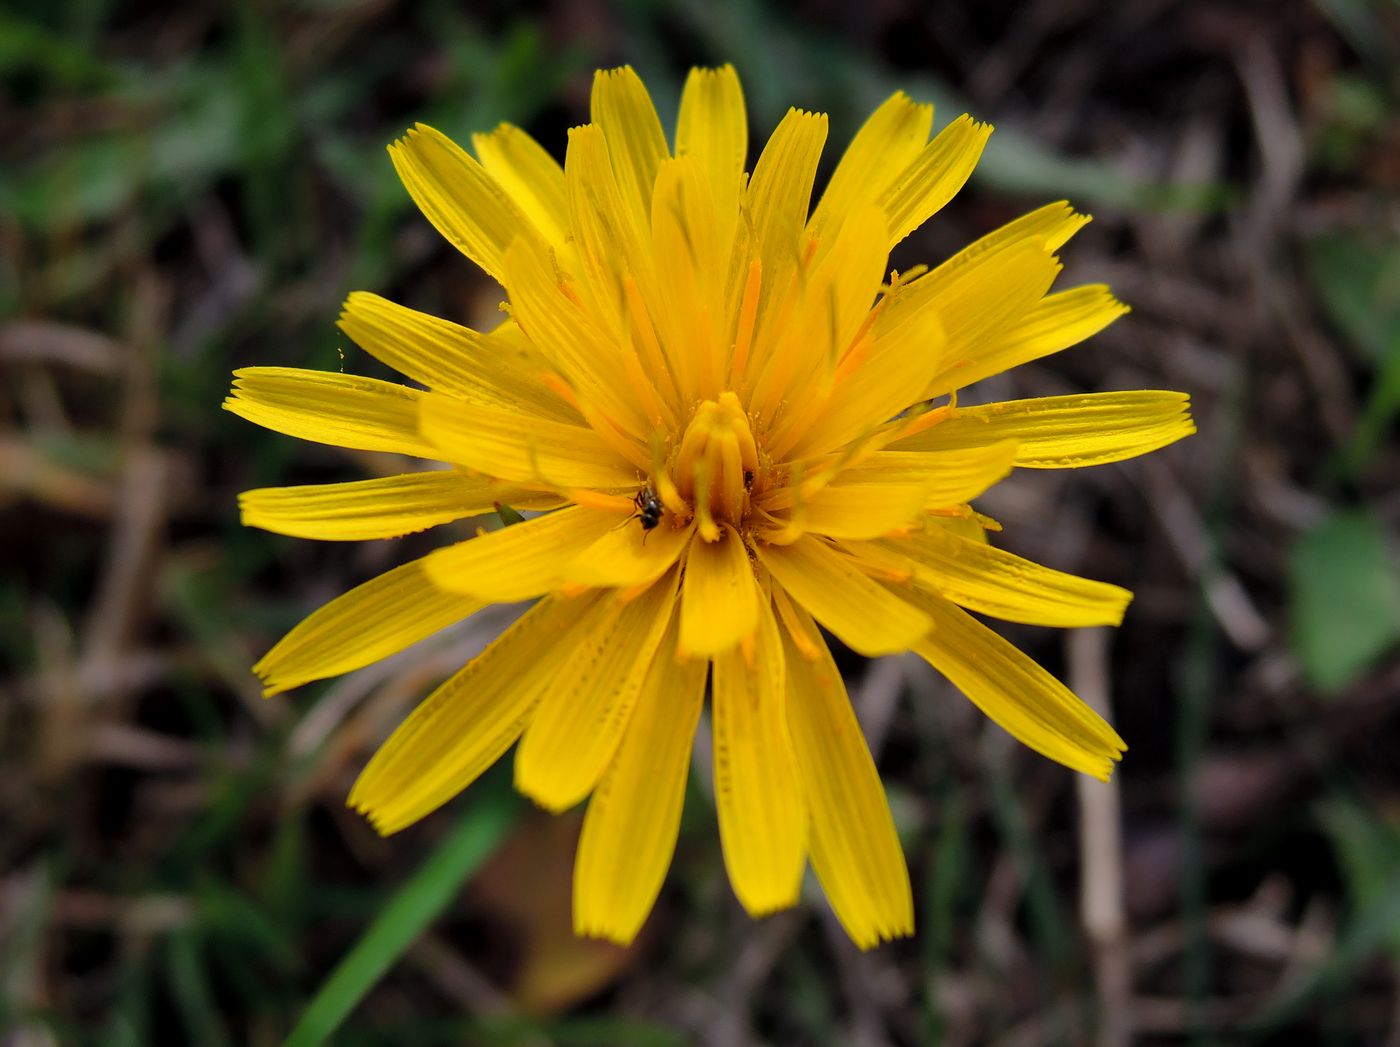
[670,392,761,542]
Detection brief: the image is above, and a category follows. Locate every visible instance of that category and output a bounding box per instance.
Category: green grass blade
[283,790,521,1047]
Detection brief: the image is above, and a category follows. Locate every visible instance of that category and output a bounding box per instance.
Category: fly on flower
[631,485,664,533]
[226,65,1193,948]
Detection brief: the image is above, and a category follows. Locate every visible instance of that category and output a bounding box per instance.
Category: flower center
[670,391,761,542]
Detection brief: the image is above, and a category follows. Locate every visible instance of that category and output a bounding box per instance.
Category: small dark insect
[633,486,663,532]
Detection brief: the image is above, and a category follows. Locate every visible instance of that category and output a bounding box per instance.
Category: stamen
[647,434,688,518]
[692,458,719,542]
[669,393,761,539]
[716,391,760,473]
[673,402,715,498]
[655,468,686,517]
[714,428,745,522]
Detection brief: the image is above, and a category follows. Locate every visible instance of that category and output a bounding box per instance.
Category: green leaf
[1306,233,1400,363]
[0,11,118,89]
[1334,332,1400,478]
[282,787,521,1047]
[1319,799,1400,956]
[1289,510,1400,692]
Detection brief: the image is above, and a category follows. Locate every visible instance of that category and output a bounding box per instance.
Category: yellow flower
[226,66,1193,948]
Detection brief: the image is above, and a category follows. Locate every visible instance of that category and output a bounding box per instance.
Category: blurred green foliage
[1290,510,1400,692]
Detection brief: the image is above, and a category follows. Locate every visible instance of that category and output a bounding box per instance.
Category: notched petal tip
[346,795,402,838]
[685,63,730,78]
[1090,750,1126,783]
[955,112,995,136]
[249,661,287,700]
[841,912,916,951]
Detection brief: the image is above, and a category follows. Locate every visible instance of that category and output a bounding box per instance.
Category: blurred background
[4,0,1400,1043]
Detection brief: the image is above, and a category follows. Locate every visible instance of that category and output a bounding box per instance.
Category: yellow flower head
[226,66,1194,948]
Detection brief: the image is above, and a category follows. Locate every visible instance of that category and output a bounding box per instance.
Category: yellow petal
[784,296,946,459]
[905,588,1126,779]
[755,536,930,656]
[746,108,827,315]
[679,525,759,655]
[591,67,669,227]
[869,201,1091,396]
[563,517,693,588]
[388,123,539,284]
[254,556,483,697]
[793,202,1074,458]
[755,203,890,438]
[574,607,707,943]
[239,472,559,541]
[349,592,604,833]
[224,367,437,458]
[879,201,1086,351]
[896,391,1195,468]
[890,239,1061,368]
[675,65,747,235]
[515,570,680,811]
[926,200,1089,281]
[501,234,644,424]
[926,284,1129,396]
[807,203,892,359]
[564,124,651,324]
[337,293,575,420]
[874,524,1133,626]
[424,506,620,601]
[800,481,932,539]
[649,156,726,401]
[781,616,913,948]
[712,594,806,915]
[879,114,992,246]
[808,90,932,243]
[833,440,1018,507]
[419,390,640,490]
[471,123,570,249]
